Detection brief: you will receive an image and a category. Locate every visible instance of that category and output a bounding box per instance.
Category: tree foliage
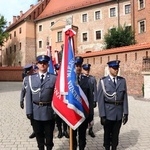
[104,24,136,49]
[0,15,9,46]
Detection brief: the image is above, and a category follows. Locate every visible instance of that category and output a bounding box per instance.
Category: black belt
[105,100,123,105]
[33,101,51,106]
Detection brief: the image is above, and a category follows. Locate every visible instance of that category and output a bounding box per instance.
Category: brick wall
[0,43,150,96]
[78,43,150,96]
[0,67,23,81]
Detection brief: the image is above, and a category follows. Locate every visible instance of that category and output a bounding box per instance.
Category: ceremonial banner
[52,29,89,130]
[54,50,59,64]
[46,45,54,74]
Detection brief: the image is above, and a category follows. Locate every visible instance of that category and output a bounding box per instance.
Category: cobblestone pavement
[0,82,150,150]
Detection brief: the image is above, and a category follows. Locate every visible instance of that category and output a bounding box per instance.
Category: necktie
[41,74,44,83]
[113,77,116,86]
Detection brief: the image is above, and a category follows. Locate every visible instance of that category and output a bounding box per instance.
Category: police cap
[75,56,83,65]
[54,63,60,70]
[23,64,33,72]
[107,60,120,68]
[82,63,91,70]
[36,55,50,63]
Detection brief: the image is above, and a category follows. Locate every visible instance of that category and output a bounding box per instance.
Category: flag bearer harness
[101,79,116,100]
[23,78,28,89]
[29,75,41,94]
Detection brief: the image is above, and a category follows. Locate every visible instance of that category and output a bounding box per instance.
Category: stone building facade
[35,0,131,56]
[1,0,50,66]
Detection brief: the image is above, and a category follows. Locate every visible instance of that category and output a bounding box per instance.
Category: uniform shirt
[97,75,128,121]
[39,72,47,80]
[20,76,29,102]
[79,74,94,116]
[109,74,117,85]
[26,72,57,121]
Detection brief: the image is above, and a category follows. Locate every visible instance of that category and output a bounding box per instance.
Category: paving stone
[0,82,150,150]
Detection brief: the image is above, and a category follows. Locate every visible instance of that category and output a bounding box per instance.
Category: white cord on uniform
[101,79,116,100]
[29,75,41,94]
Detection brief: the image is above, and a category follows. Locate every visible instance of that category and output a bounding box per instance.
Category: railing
[142,57,150,71]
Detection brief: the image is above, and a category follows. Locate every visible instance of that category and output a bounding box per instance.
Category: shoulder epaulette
[101,76,106,80]
[117,76,124,79]
[47,72,57,77]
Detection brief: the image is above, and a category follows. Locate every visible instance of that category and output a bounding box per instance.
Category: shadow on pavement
[119,129,139,149]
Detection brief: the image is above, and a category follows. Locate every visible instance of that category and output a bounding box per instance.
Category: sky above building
[0,0,37,24]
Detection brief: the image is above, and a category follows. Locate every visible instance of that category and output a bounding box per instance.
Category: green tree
[104,24,136,49]
[0,15,9,46]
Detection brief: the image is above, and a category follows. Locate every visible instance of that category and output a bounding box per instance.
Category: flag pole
[70,127,73,150]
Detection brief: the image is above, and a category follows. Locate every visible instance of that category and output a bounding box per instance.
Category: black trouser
[55,115,68,131]
[32,119,55,150]
[103,119,122,149]
[72,118,89,150]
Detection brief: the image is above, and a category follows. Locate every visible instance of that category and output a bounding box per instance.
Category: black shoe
[111,146,117,150]
[39,146,44,150]
[79,147,85,150]
[88,130,95,138]
[63,131,69,138]
[29,132,36,139]
[46,147,52,150]
[57,130,63,138]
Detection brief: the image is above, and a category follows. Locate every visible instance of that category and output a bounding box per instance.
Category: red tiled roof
[76,42,150,58]
[36,0,111,21]
[6,1,43,31]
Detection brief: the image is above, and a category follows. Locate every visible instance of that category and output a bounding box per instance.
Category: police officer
[73,56,93,150]
[25,55,56,150]
[54,63,69,139]
[82,63,97,138]
[97,60,128,150]
[20,64,36,139]
[22,64,33,79]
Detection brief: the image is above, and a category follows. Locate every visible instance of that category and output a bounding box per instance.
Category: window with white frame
[82,14,87,22]
[125,4,131,14]
[14,45,16,53]
[19,27,22,34]
[39,25,42,31]
[82,33,88,42]
[14,31,16,37]
[19,42,21,50]
[110,7,116,17]
[57,31,62,42]
[138,0,145,10]
[6,48,8,55]
[139,20,146,33]
[95,30,101,40]
[39,41,42,48]
[95,11,100,20]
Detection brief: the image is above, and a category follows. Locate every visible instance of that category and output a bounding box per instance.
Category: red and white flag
[52,28,89,130]
[46,45,54,74]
